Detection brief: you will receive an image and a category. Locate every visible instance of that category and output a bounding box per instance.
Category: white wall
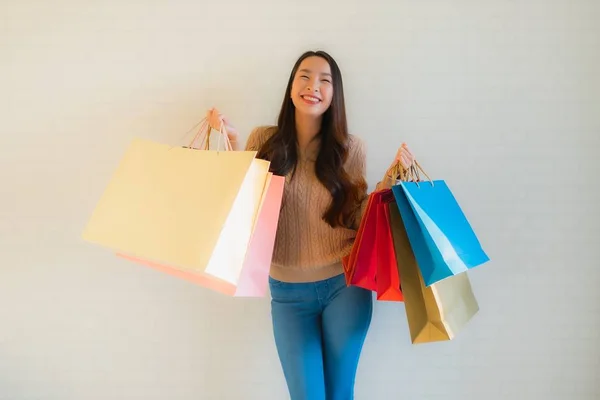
[1,0,599,399]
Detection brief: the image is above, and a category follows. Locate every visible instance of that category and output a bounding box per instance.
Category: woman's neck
[295,112,321,151]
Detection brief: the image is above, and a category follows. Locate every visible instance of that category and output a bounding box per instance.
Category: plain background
[1,0,599,399]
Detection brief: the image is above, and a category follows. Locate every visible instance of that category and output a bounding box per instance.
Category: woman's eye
[322,79,331,83]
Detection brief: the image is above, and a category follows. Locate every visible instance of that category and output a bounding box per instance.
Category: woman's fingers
[395,144,415,169]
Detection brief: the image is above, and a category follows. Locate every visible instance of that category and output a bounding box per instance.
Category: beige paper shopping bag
[117,172,285,297]
[388,203,479,344]
[82,136,270,284]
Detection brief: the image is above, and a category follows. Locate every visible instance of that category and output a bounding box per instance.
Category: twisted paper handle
[386,159,433,186]
[187,108,233,151]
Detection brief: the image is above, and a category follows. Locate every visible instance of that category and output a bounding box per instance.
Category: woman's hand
[391,143,415,170]
[207,108,240,150]
[377,143,416,190]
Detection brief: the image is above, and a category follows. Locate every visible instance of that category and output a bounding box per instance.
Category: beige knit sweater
[245,126,386,283]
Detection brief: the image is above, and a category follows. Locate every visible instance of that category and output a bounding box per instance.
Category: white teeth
[303,96,320,102]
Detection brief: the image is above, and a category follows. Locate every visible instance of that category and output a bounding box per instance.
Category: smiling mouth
[301,95,321,104]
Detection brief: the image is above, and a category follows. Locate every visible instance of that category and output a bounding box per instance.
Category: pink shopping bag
[229,173,284,296]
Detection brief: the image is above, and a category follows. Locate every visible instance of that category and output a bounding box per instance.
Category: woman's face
[290,56,334,118]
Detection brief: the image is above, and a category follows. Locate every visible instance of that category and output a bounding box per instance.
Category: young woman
[222,50,415,400]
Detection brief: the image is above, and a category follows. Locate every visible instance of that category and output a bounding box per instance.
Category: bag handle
[408,160,433,187]
[386,159,434,186]
[186,108,233,151]
[386,163,409,182]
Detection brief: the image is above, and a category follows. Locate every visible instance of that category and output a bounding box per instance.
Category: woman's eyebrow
[299,68,332,77]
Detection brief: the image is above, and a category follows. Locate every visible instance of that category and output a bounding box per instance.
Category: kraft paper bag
[391,163,489,286]
[117,173,285,297]
[388,203,479,344]
[82,137,270,285]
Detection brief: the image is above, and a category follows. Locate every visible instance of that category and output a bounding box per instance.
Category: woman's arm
[348,138,415,230]
[346,136,375,230]
[244,125,276,152]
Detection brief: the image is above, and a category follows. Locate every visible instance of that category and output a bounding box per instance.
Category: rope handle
[185,107,233,152]
[385,159,434,186]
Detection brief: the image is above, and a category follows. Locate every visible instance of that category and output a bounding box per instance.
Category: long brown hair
[256,50,367,228]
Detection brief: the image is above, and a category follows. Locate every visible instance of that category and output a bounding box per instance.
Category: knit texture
[245,126,370,283]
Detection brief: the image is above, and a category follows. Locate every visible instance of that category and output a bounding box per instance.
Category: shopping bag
[375,189,403,301]
[229,173,284,296]
[343,192,379,291]
[82,109,271,285]
[388,202,479,344]
[391,162,489,286]
[342,194,374,285]
[117,173,285,297]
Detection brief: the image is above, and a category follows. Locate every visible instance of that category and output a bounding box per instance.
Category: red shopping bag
[344,191,388,292]
[343,194,374,287]
[375,191,403,301]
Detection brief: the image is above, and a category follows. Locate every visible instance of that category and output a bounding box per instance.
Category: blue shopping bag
[391,173,489,287]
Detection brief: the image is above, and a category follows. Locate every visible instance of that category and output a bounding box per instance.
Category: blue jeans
[269,273,373,400]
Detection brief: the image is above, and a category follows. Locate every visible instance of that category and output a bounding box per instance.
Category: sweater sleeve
[346,135,398,230]
[345,135,370,230]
